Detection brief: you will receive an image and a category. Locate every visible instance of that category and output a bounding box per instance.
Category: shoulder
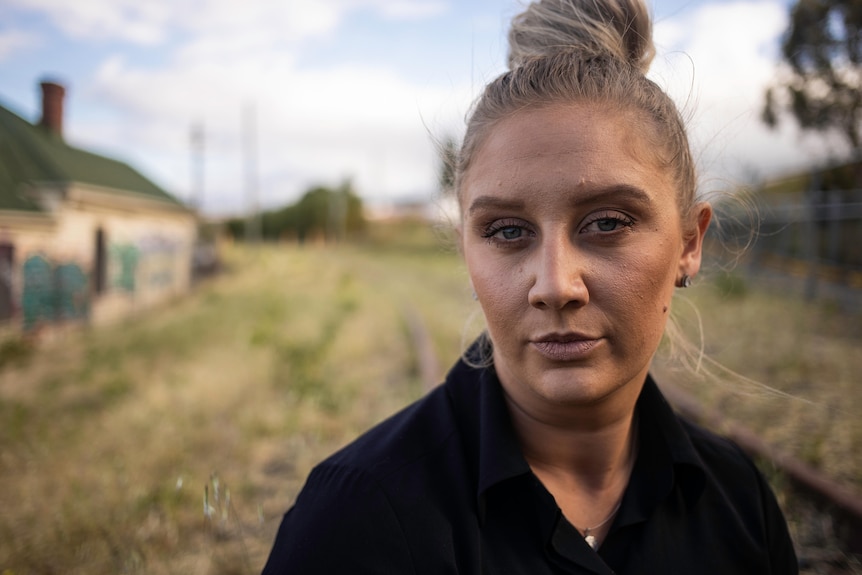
[681,418,759,476]
[262,462,416,574]
[317,356,489,482]
[261,387,455,574]
[678,416,774,506]
[262,370,484,574]
[324,381,461,479]
[677,417,799,572]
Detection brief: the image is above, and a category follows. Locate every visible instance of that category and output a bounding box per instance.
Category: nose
[527,234,589,310]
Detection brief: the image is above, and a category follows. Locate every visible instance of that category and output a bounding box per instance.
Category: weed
[0,336,34,369]
[203,473,255,575]
[0,399,31,443]
[102,374,132,402]
[711,271,748,298]
[268,271,360,414]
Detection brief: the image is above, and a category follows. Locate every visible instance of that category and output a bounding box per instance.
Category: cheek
[630,230,680,291]
[605,248,677,337]
[466,251,525,330]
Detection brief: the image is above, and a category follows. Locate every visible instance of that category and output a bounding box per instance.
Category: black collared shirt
[262,354,799,574]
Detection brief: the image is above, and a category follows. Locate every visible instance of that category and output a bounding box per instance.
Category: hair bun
[507,0,655,74]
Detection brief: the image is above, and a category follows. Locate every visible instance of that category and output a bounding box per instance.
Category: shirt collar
[444,349,707,525]
[641,375,706,472]
[624,374,707,518]
[442,353,532,525]
[475,364,532,499]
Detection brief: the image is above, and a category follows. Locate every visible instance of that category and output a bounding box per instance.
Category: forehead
[460,102,673,210]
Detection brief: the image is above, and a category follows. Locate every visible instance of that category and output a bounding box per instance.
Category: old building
[0,81,197,330]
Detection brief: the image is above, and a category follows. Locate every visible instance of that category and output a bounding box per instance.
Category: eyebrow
[467,196,525,216]
[467,184,653,216]
[584,184,654,208]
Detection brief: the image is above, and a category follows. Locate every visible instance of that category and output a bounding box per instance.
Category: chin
[531,367,614,405]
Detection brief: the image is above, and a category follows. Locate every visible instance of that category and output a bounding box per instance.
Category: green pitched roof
[0,99,185,212]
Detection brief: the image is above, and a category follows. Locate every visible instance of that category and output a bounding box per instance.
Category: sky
[0,0,844,217]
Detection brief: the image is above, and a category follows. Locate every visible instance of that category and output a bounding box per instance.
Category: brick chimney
[39,81,66,138]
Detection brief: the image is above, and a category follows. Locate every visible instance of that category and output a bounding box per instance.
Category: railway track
[658,381,862,574]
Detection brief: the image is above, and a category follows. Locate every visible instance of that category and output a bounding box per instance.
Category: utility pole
[190,121,205,212]
[244,103,261,243]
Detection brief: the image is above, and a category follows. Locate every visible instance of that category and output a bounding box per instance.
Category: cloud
[654,1,787,100]
[6,0,465,211]
[6,0,450,47]
[70,3,473,215]
[650,0,831,187]
[376,1,449,21]
[0,29,40,61]
[5,0,169,44]
[21,0,821,214]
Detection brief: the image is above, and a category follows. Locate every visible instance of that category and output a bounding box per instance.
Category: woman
[262,0,799,572]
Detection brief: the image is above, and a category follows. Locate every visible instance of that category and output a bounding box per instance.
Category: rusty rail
[402,306,441,391]
[659,381,862,557]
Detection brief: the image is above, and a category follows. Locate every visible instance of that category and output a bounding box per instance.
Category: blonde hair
[456,0,697,224]
[507,0,654,72]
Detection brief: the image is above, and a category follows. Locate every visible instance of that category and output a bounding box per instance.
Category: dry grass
[658,272,862,488]
[657,270,862,572]
[0,235,473,574]
[0,222,858,573]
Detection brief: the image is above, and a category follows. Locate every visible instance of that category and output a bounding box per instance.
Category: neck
[507,395,638,492]
[498,372,644,545]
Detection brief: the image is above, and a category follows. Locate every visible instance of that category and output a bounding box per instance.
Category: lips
[531,334,602,361]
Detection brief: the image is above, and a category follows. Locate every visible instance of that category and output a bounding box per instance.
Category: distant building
[0,80,197,331]
[365,194,457,223]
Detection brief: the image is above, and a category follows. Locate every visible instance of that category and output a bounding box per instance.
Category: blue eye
[580,212,634,234]
[596,218,620,232]
[481,219,533,246]
[499,226,523,240]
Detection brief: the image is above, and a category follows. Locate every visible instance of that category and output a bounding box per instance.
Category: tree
[226,181,365,243]
[763,0,862,153]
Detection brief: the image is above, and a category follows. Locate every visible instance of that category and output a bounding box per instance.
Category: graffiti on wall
[21,254,89,330]
[22,255,52,329]
[108,235,183,295]
[16,233,186,330]
[138,235,180,289]
[55,262,88,321]
[110,243,139,293]
[14,232,186,330]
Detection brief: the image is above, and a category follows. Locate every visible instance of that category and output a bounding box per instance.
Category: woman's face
[459,102,707,416]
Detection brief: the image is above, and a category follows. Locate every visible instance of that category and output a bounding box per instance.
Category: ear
[678,202,712,280]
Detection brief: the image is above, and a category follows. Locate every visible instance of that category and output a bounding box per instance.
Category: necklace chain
[581,413,639,549]
[581,497,623,551]
[581,498,623,537]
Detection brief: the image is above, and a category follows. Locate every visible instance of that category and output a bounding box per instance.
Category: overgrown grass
[0,221,858,574]
[0,234,473,575]
[659,275,862,487]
